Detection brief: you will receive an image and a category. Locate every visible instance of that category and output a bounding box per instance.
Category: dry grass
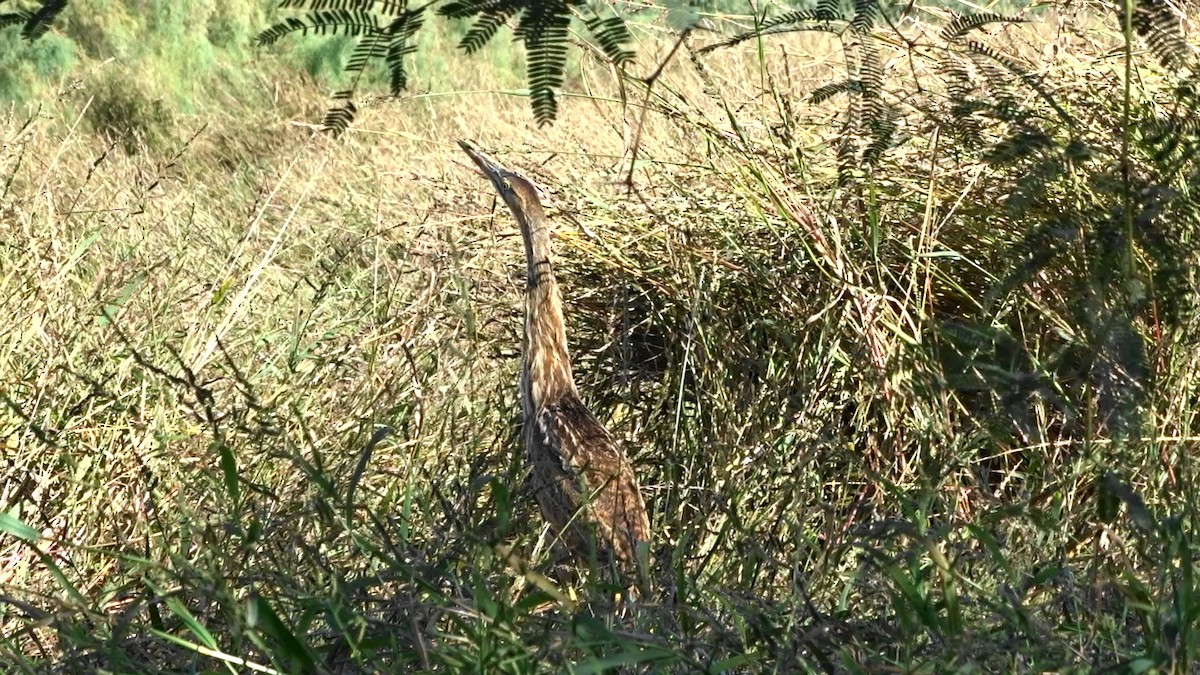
[2,5,1199,672]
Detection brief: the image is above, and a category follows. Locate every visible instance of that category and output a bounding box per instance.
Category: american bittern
[459,140,651,569]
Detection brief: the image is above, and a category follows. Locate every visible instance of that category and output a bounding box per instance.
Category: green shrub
[0,30,77,103]
[85,70,174,153]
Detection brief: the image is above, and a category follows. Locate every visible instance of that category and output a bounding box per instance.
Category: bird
[458,140,652,575]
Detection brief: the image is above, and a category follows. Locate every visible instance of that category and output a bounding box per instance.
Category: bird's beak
[458,140,509,190]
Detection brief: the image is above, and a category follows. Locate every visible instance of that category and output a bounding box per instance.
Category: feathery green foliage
[256,0,426,136]
[699,6,1043,181]
[436,0,633,125]
[252,0,634,130]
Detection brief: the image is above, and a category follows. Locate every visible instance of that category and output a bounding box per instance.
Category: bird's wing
[535,398,651,562]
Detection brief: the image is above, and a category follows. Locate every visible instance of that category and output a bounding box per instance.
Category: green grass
[1,0,531,153]
[2,2,1200,672]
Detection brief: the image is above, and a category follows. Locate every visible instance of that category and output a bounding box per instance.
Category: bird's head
[458,140,548,228]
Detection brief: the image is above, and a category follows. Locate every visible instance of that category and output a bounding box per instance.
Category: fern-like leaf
[941,56,973,99]
[0,11,33,30]
[321,99,357,137]
[438,0,589,124]
[345,31,389,76]
[699,9,845,54]
[1141,107,1200,176]
[1129,0,1193,70]
[810,79,862,104]
[263,0,427,133]
[460,6,518,54]
[987,128,1053,164]
[816,0,843,20]
[963,39,1073,126]
[516,0,573,126]
[256,10,382,46]
[385,10,423,93]
[836,130,859,185]
[850,0,877,34]
[1131,186,1196,326]
[940,13,1024,41]
[863,104,898,166]
[281,0,413,11]
[584,14,634,66]
[857,37,883,97]
[20,0,65,40]
[947,98,990,146]
[280,0,374,8]
[440,0,509,19]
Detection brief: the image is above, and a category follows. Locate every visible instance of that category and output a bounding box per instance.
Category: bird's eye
[501,178,513,192]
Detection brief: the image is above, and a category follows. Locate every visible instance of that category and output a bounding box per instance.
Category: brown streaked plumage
[458,140,651,570]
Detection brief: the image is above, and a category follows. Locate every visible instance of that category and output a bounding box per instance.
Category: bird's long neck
[519,211,577,412]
